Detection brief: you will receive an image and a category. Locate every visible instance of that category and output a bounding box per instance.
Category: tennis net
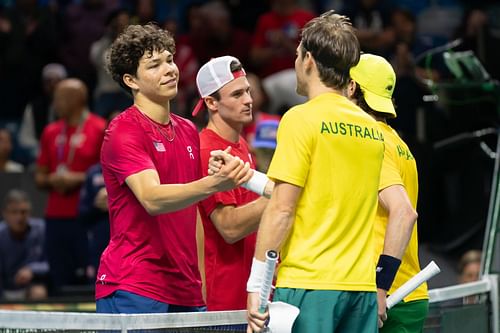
[424,274,499,333]
[0,309,247,333]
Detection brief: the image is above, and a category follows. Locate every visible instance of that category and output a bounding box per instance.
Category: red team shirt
[37,113,106,218]
[252,9,315,77]
[96,106,204,306]
[198,128,259,310]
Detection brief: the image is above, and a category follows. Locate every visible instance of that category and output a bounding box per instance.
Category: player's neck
[134,97,171,125]
[207,118,241,144]
[308,82,343,100]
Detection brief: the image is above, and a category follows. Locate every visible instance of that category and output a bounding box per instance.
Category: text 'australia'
[320,121,384,141]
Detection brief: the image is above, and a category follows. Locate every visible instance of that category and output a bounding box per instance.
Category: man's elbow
[402,206,418,226]
[219,230,241,245]
[141,198,162,216]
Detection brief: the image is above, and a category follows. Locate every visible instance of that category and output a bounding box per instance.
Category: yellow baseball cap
[350,54,397,118]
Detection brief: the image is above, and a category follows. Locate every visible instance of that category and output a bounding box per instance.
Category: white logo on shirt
[99,274,106,284]
[187,146,195,160]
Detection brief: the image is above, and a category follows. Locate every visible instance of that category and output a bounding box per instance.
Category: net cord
[0,309,247,330]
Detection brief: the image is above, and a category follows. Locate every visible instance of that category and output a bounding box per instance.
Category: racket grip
[386,261,441,309]
[258,250,278,313]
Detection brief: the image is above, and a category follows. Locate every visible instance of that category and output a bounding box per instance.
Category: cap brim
[363,89,396,118]
[192,98,204,117]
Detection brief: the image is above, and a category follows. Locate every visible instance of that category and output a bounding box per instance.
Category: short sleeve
[378,145,403,191]
[101,120,155,185]
[267,108,312,187]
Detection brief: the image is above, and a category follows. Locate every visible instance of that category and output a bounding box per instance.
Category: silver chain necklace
[138,110,175,142]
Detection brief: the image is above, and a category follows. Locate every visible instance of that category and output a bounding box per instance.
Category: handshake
[209,147,274,199]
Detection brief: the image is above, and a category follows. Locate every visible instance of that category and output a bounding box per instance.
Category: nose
[163,61,177,76]
[243,91,253,105]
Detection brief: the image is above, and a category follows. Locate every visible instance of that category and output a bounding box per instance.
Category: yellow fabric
[268,93,384,291]
[375,122,428,302]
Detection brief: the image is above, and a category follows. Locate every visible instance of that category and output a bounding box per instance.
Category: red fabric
[198,128,259,310]
[37,113,106,218]
[252,9,315,77]
[96,106,204,306]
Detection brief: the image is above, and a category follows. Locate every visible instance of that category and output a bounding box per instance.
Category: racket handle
[258,250,278,313]
[386,261,441,309]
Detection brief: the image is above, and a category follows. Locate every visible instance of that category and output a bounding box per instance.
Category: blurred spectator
[343,0,395,56]
[168,22,199,119]
[0,0,59,127]
[0,189,48,301]
[129,0,154,25]
[262,69,307,115]
[90,8,132,118]
[0,128,24,173]
[195,1,252,67]
[59,0,111,97]
[415,0,462,51]
[17,63,68,164]
[458,249,481,284]
[250,0,315,78]
[252,118,279,173]
[34,78,106,294]
[454,7,500,80]
[242,72,271,143]
[78,110,118,282]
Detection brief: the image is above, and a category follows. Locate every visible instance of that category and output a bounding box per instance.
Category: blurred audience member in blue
[0,189,48,301]
[251,117,280,173]
[59,0,112,97]
[414,0,462,50]
[90,8,132,118]
[0,129,24,173]
[0,0,59,129]
[343,0,395,56]
[250,0,315,78]
[17,63,68,165]
[78,109,119,282]
[35,78,106,294]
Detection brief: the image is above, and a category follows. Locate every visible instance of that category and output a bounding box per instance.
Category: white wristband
[242,170,269,196]
[247,257,266,292]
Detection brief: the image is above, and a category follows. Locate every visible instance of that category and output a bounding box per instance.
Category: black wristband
[376,254,402,291]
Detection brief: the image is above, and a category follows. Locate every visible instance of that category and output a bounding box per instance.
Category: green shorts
[273,288,377,333]
[381,299,429,333]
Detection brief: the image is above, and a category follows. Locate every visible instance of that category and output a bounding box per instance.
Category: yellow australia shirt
[375,122,428,301]
[268,93,384,291]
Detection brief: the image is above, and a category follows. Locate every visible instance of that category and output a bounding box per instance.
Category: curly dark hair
[300,11,360,90]
[105,23,176,94]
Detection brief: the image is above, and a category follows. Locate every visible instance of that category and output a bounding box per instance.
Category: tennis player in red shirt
[193,56,273,311]
[95,24,252,314]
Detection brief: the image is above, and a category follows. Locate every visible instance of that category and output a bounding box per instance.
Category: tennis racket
[386,260,441,309]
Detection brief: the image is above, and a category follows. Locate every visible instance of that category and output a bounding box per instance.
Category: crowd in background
[0,0,499,301]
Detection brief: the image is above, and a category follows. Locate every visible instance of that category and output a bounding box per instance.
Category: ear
[347,80,356,98]
[303,51,315,72]
[123,74,139,91]
[204,96,218,112]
